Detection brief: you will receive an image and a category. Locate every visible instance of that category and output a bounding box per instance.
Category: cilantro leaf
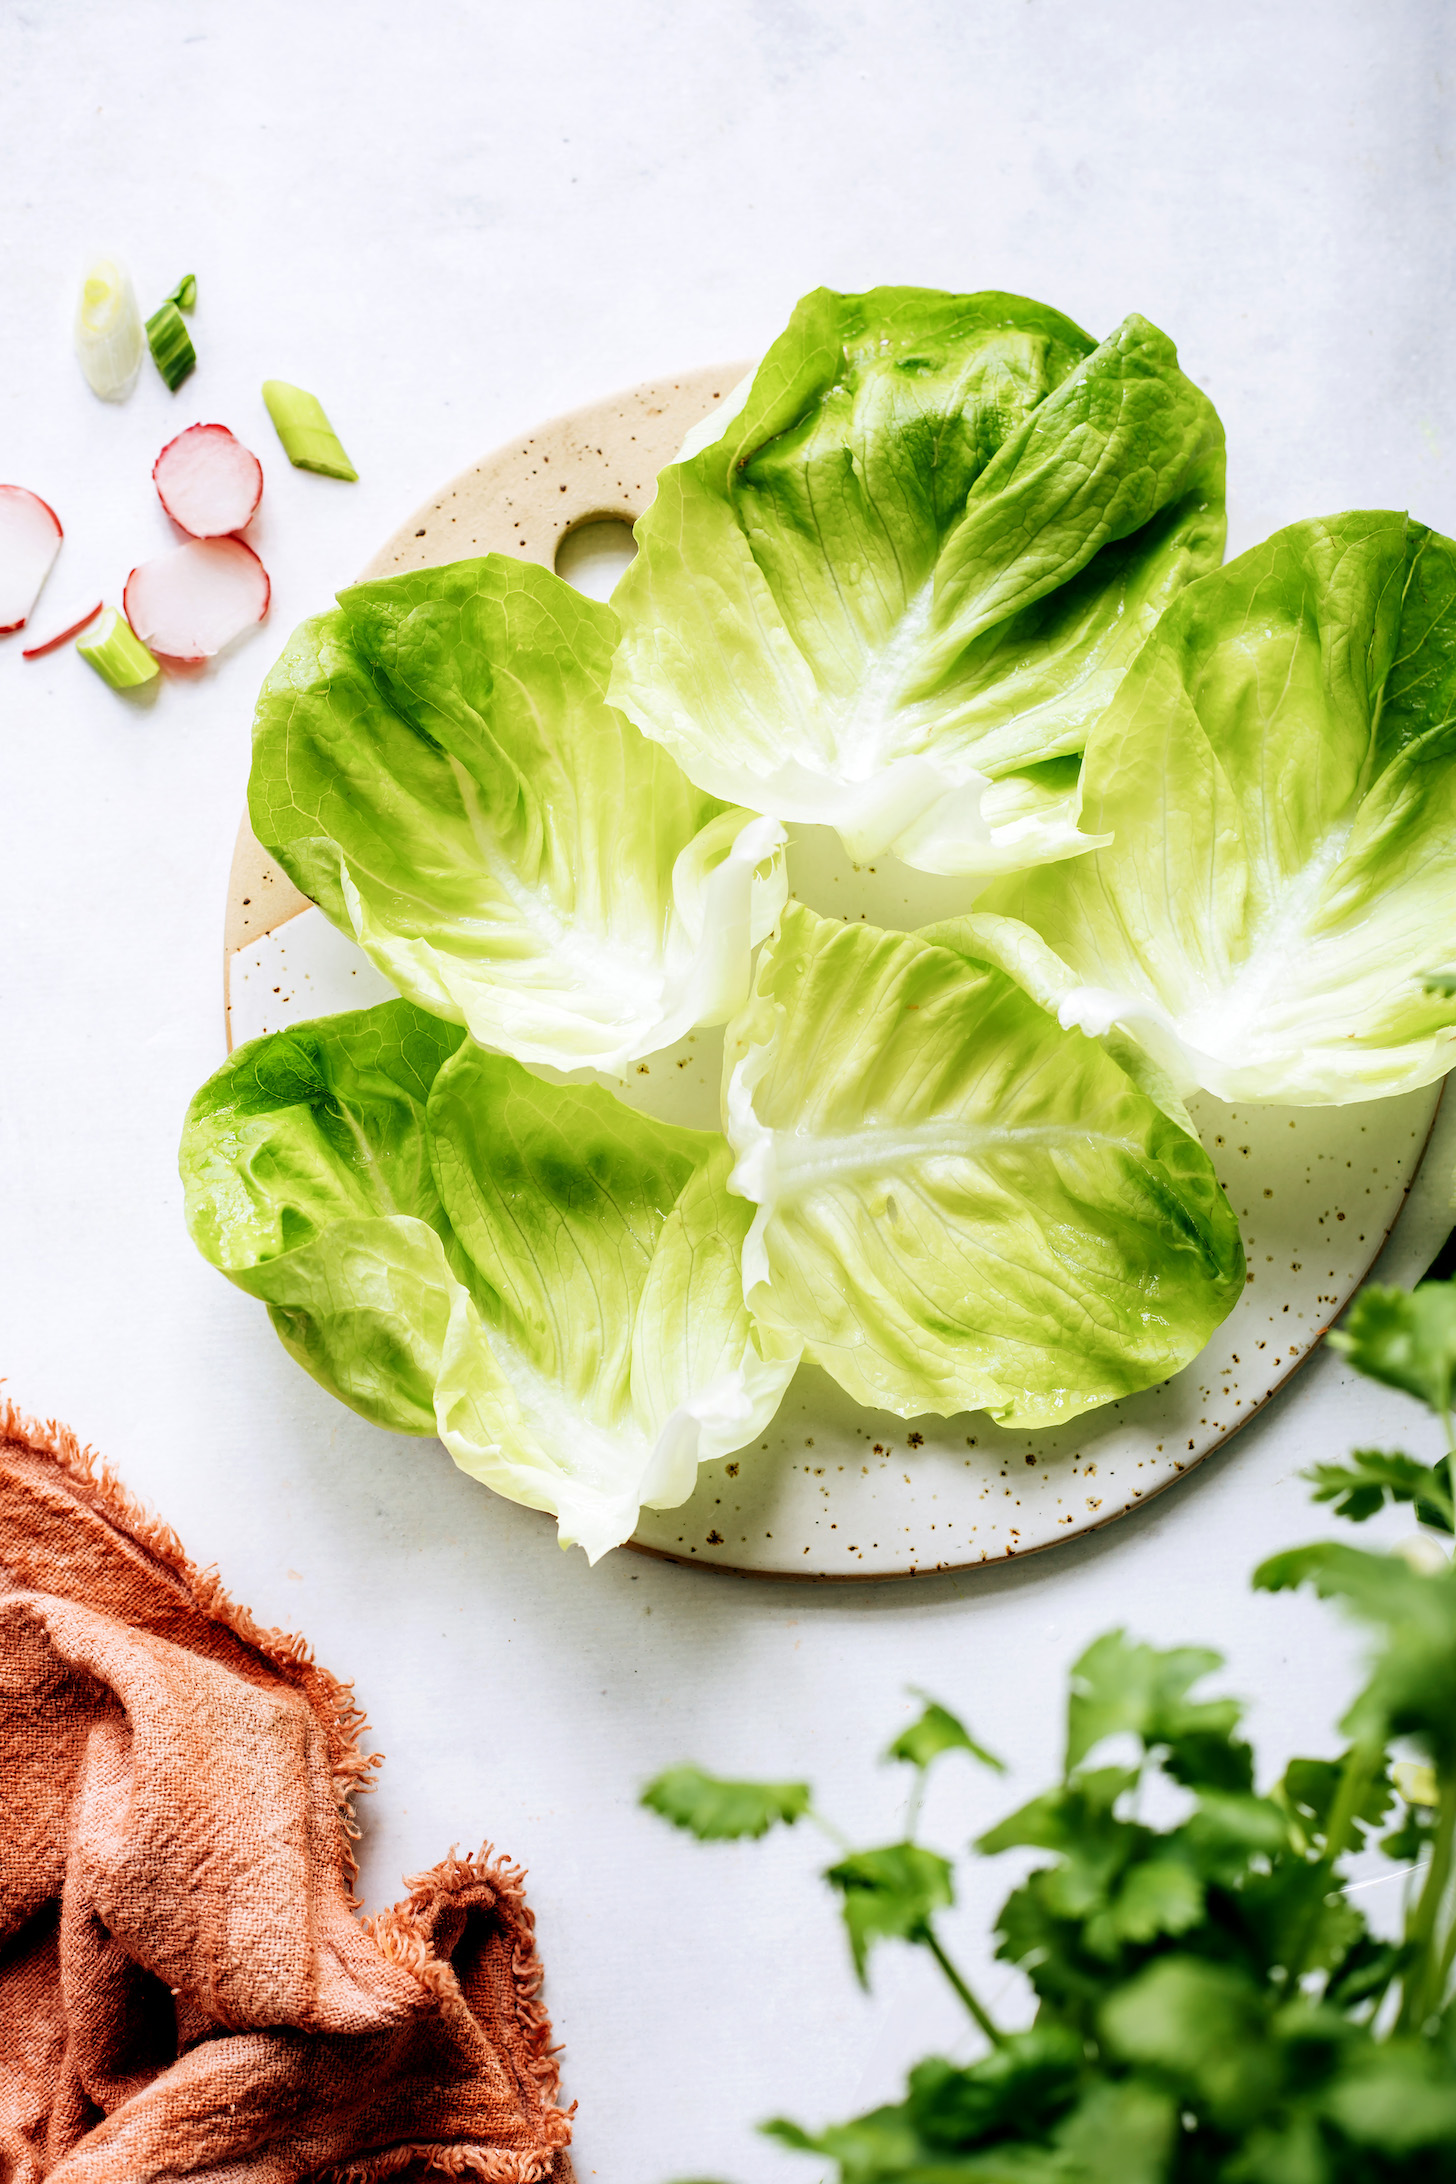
[1065,1630,1241,1773]
[1087,1854,1205,1953]
[1255,1541,1456,1766]
[977,1765,1137,1856]
[1279,1751,1394,1855]
[1329,1279,1456,1420]
[906,2033,1082,2148]
[824,1841,954,1984]
[1162,1724,1256,1793]
[1307,1447,1454,1532]
[1324,1932,1410,2011]
[761,2104,923,2176]
[1322,2040,1456,2150]
[1184,1788,1290,1859]
[641,1764,810,1840]
[1100,1955,1276,2127]
[1237,1855,1367,1980]
[764,2034,1087,2179]
[886,1693,1004,1774]
[1051,2079,1178,2184]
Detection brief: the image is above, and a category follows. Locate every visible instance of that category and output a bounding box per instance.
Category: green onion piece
[74,256,145,401]
[78,608,159,689]
[146,300,196,391]
[165,273,197,311]
[261,380,358,480]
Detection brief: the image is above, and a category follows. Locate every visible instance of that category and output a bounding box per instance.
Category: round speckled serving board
[224,368,1444,1580]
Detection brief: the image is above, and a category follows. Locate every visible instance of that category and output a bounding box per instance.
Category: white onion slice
[0,485,64,634]
[123,538,270,662]
[75,256,145,402]
[153,424,264,539]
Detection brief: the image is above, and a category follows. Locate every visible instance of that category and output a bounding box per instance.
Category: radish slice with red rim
[0,486,63,633]
[124,538,270,662]
[153,424,264,539]
[22,601,103,658]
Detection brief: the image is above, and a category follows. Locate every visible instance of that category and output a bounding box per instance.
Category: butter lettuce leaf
[969,512,1456,1104]
[180,1001,796,1560]
[428,1039,798,1556]
[249,555,785,1075]
[181,999,469,1437]
[609,285,1224,879]
[723,905,1244,1424]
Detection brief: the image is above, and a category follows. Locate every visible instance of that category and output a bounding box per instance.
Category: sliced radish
[153,423,264,539]
[22,601,103,658]
[124,538,270,662]
[0,486,64,634]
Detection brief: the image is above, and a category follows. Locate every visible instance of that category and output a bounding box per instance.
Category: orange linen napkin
[0,1403,574,2184]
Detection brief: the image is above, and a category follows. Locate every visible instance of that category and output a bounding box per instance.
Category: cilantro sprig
[645,1275,1456,2181]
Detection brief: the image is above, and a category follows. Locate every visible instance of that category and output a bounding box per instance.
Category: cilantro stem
[1442,1407,1456,1534]
[1323,1737,1382,1872]
[1399,1764,1456,2033]
[807,1807,854,1854]
[922,1925,1005,2047]
[905,1772,925,1842]
[1434,1876,1456,2003]
[1285,1735,1382,1989]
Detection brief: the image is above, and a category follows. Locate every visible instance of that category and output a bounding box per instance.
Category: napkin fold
[0,1402,574,2184]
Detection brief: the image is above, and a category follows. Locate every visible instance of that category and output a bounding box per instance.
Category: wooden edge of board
[357,358,752,581]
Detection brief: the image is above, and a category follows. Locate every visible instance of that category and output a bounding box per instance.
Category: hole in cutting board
[554,516,637,600]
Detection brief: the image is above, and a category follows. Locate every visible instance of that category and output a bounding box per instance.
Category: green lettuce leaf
[180,1000,470,1436]
[723,904,1244,1425]
[609,285,1224,879]
[249,555,786,1075]
[180,1001,797,1561]
[968,512,1456,1103]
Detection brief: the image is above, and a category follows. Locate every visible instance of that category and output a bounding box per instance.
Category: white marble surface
[2,5,1454,2179]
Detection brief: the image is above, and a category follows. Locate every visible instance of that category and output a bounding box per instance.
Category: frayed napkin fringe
[0,1395,380,1861]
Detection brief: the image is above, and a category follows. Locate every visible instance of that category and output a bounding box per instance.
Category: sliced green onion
[146,299,196,391]
[261,380,357,480]
[165,273,197,311]
[75,256,144,401]
[78,607,159,689]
